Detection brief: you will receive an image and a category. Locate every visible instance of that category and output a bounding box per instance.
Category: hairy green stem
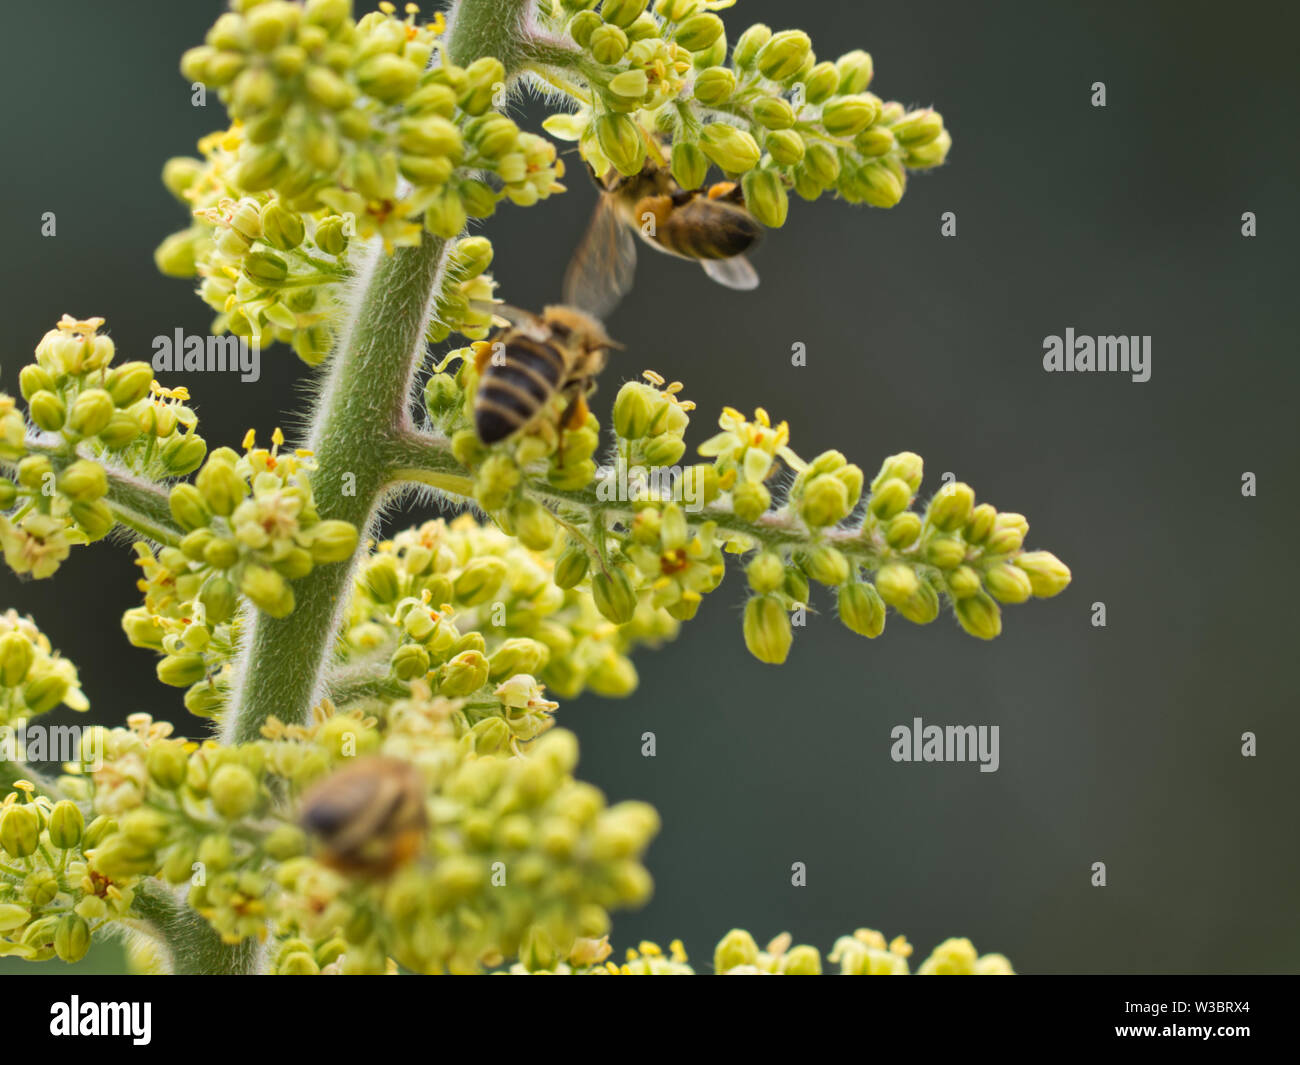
[132,879,262,975]
[223,0,539,749]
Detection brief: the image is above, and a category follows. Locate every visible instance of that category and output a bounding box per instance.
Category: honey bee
[471,304,621,445]
[299,756,427,876]
[563,149,763,319]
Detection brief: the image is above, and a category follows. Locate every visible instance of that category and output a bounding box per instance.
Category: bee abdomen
[660,199,762,261]
[475,337,566,443]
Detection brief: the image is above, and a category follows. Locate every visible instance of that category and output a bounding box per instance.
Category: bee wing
[481,302,552,342]
[700,255,760,291]
[563,194,638,320]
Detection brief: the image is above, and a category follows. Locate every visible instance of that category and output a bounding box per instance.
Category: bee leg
[555,384,590,470]
[471,340,494,374]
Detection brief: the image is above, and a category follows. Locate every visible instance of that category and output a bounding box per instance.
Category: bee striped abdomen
[475,336,567,444]
[658,196,762,261]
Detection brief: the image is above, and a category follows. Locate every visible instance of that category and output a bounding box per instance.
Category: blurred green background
[2,0,1297,974]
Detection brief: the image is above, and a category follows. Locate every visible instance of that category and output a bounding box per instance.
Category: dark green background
[2,1,1297,974]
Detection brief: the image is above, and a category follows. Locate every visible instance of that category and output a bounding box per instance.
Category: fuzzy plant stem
[222,0,535,748]
[132,880,262,975]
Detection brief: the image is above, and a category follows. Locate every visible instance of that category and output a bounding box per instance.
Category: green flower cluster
[536,0,950,226]
[24,689,657,973]
[0,782,125,963]
[345,515,672,715]
[156,131,351,366]
[0,611,88,727]
[414,363,1070,666]
[122,429,358,714]
[0,316,206,580]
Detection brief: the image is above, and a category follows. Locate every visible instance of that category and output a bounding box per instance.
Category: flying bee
[563,147,763,319]
[299,756,427,877]
[471,304,621,445]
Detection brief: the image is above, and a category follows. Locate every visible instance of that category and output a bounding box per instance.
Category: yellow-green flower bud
[806,545,850,587]
[159,433,207,476]
[752,96,795,130]
[854,126,895,157]
[925,535,966,570]
[489,638,550,680]
[71,500,112,540]
[0,633,33,687]
[601,0,647,28]
[715,928,760,972]
[798,144,839,191]
[0,804,39,858]
[391,643,431,681]
[243,249,289,286]
[165,484,208,533]
[157,653,207,688]
[946,564,981,599]
[56,460,106,503]
[642,433,687,467]
[963,503,996,545]
[454,556,507,605]
[209,762,259,820]
[875,562,918,607]
[356,52,421,103]
[19,363,54,401]
[24,672,69,715]
[732,478,771,522]
[843,160,903,208]
[593,567,638,625]
[147,743,190,791]
[802,61,840,105]
[16,455,51,490]
[608,68,649,102]
[439,649,490,696]
[595,113,646,177]
[699,123,761,174]
[1013,551,1071,598]
[104,361,153,407]
[568,10,602,48]
[766,129,806,167]
[316,215,349,256]
[196,459,248,516]
[839,581,885,638]
[676,12,723,51]
[29,390,67,432]
[733,23,771,69]
[869,478,911,520]
[203,536,240,569]
[68,389,114,437]
[905,129,951,169]
[742,167,789,227]
[984,519,1026,556]
[665,141,707,191]
[42,801,81,852]
[983,562,1033,604]
[240,564,295,618]
[265,824,306,862]
[799,473,851,527]
[54,913,91,964]
[745,550,785,594]
[612,381,664,439]
[0,478,14,509]
[552,543,590,589]
[260,201,305,250]
[822,94,880,137]
[424,187,467,240]
[589,23,629,64]
[308,519,358,564]
[872,451,924,494]
[893,108,944,147]
[955,591,1002,640]
[927,481,975,532]
[782,945,823,974]
[511,498,557,551]
[836,50,874,94]
[692,65,735,106]
[743,594,793,664]
[756,30,811,81]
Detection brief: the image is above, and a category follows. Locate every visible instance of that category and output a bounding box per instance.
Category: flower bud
[766,129,806,167]
[57,460,107,503]
[511,498,557,551]
[1013,551,1071,598]
[752,96,795,130]
[699,123,761,174]
[835,50,874,94]
[741,168,788,227]
[869,478,911,520]
[595,114,646,176]
[756,30,811,81]
[745,551,785,594]
[68,389,114,437]
[55,913,91,964]
[983,562,1033,604]
[927,481,975,532]
[804,545,850,587]
[854,127,895,157]
[209,762,259,819]
[568,10,602,48]
[875,562,918,607]
[822,94,880,137]
[454,557,507,605]
[29,390,66,432]
[0,633,34,687]
[0,804,39,858]
[905,129,951,169]
[159,433,207,476]
[802,61,840,105]
[670,141,710,190]
[71,500,113,540]
[391,643,431,681]
[893,108,944,147]
[798,473,851,527]
[240,564,295,618]
[105,362,154,407]
[641,433,687,467]
[743,594,792,664]
[260,201,305,250]
[439,649,490,696]
[157,653,207,688]
[48,800,84,849]
[838,582,885,638]
[732,478,770,522]
[552,544,590,589]
[308,519,359,564]
[676,12,723,51]
[592,567,638,625]
[196,458,248,516]
[692,65,735,106]
[316,216,349,256]
[946,565,981,599]
[601,0,648,28]
[925,535,966,570]
[733,24,771,69]
[715,928,760,972]
[841,160,904,208]
[871,451,923,495]
[955,592,1002,640]
[168,484,210,532]
[147,742,190,791]
[963,503,996,545]
[489,638,550,679]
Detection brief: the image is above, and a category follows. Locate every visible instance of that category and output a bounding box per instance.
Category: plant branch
[131,879,262,975]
